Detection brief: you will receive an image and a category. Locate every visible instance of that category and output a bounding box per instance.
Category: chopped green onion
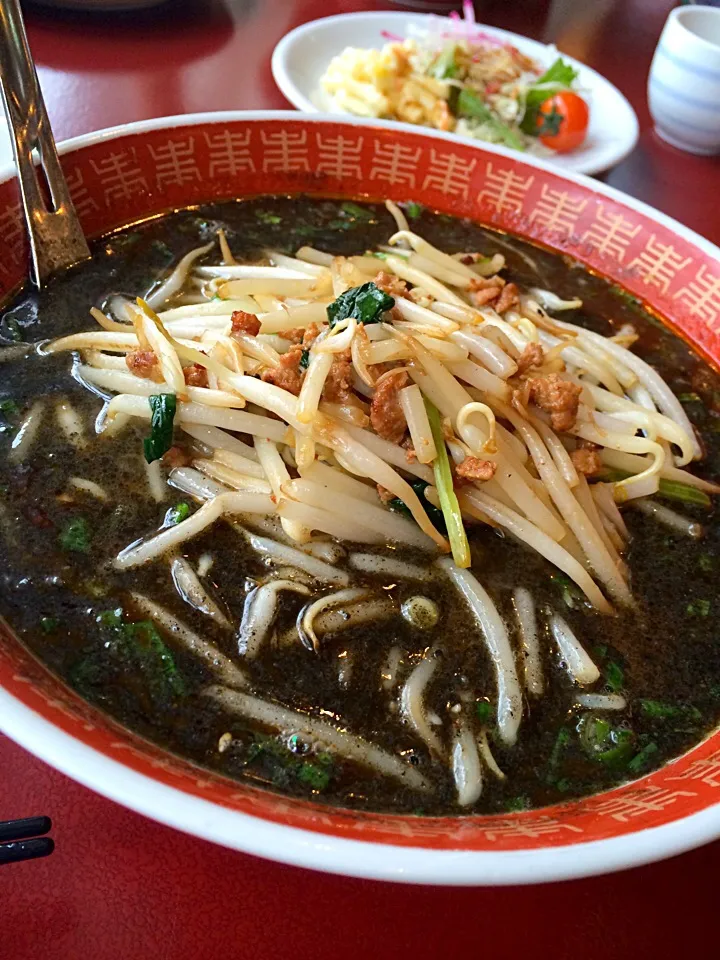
[299,349,310,371]
[0,399,20,417]
[404,202,423,220]
[431,42,458,79]
[658,479,711,507]
[424,398,470,568]
[326,282,394,328]
[2,317,22,342]
[628,741,659,773]
[605,660,624,693]
[546,726,571,778]
[165,502,190,525]
[456,88,493,122]
[578,715,636,766]
[678,392,703,405]
[340,201,373,221]
[599,468,711,507]
[476,700,492,724]
[40,616,60,634]
[699,553,714,572]
[255,211,281,225]
[505,796,531,812]
[143,393,177,464]
[687,598,711,617]
[59,517,91,554]
[638,699,702,723]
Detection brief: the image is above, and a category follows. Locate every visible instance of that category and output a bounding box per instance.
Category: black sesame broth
[1,195,720,815]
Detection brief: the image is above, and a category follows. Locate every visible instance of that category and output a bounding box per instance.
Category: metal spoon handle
[0,0,89,287]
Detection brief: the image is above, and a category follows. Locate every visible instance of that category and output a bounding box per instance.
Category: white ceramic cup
[648,5,720,155]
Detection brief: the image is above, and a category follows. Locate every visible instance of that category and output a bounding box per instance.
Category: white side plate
[272,11,640,176]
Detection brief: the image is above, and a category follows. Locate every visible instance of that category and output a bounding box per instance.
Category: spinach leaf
[326,282,394,328]
[246,734,335,793]
[143,393,176,464]
[96,607,185,698]
[388,479,446,534]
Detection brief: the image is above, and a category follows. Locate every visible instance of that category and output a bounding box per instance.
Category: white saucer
[272,11,640,176]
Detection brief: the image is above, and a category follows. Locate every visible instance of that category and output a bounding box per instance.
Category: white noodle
[146,241,214,309]
[168,466,228,501]
[144,458,166,503]
[399,383,437,464]
[631,499,703,538]
[512,586,543,696]
[348,553,432,581]
[577,693,627,711]
[477,728,505,780]
[115,492,276,568]
[193,457,270,495]
[438,559,522,746]
[130,593,247,689]
[69,477,109,500]
[385,200,410,234]
[299,588,370,651]
[311,596,396,635]
[55,399,85,448]
[285,478,436,551]
[180,423,259,462]
[382,646,403,691]
[204,685,429,790]
[10,401,44,463]
[400,652,444,758]
[239,580,311,658]
[299,460,378,503]
[452,723,483,806]
[278,498,383,544]
[548,613,600,685]
[301,539,346,564]
[245,531,350,585]
[107,394,288,442]
[344,425,434,483]
[171,556,232,629]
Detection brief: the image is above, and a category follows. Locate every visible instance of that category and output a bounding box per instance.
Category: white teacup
[649,5,720,155]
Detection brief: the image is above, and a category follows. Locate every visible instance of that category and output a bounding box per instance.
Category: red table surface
[3,1,720,957]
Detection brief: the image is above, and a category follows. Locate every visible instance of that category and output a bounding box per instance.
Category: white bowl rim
[270,10,640,177]
[672,5,720,55]
[0,109,718,886]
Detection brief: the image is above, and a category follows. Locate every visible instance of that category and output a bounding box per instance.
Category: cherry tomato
[536,92,589,152]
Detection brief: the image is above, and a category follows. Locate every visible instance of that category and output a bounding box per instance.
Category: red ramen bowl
[1,112,719,885]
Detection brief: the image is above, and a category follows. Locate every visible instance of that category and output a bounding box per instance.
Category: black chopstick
[0,815,51,843]
[0,816,54,865]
